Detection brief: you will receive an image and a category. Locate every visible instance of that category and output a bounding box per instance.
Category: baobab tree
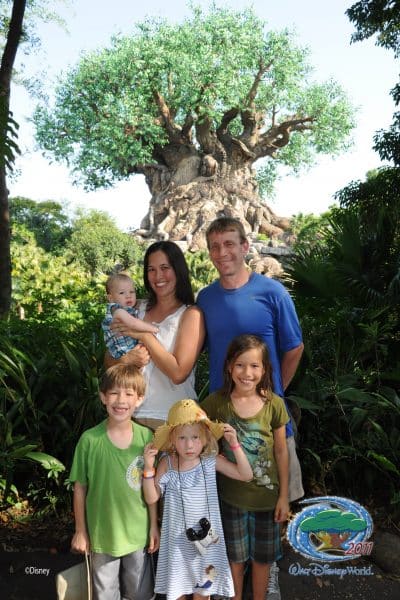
[35,5,354,249]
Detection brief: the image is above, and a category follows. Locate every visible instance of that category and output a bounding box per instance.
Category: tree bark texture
[135,71,308,249]
[136,146,291,250]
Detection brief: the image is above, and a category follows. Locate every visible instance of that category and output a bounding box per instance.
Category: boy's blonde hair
[105,272,134,294]
[168,421,219,457]
[100,364,146,397]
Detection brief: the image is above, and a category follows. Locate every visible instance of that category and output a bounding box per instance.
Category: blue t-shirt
[197,273,303,437]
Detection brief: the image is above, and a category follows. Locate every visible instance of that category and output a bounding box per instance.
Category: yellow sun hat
[153,399,225,451]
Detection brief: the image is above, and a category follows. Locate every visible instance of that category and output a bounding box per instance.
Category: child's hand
[274,496,289,523]
[71,530,90,554]
[144,443,158,469]
[148,523,160,554]
[222,423,239,447]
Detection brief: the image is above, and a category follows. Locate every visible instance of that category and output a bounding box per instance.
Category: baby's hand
[144,443,158,469]
[222,423,239,447]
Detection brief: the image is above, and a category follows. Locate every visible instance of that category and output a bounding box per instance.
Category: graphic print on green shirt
[201,391,289,511]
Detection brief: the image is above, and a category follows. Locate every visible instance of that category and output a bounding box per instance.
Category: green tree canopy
[34,4,354,192]
[347,1,400,163]
[300,509,367,533]
[347,0,400,54]
[66,209,142,276]
[10,196,72,252]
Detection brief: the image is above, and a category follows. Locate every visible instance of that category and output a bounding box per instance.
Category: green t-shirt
[201,391,289,511]
[70,420,153,556]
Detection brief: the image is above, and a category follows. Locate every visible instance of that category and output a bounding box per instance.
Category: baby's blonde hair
[105,272,134,294]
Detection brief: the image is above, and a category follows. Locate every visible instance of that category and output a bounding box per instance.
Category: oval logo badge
[287,496,374,562]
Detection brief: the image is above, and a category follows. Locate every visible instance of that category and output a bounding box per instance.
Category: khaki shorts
[287,435,304,502]
[91,549,154,600]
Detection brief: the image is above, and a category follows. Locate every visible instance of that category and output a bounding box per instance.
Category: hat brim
[153,420,225,451]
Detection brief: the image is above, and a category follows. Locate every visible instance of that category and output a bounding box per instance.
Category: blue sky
[10,0,398,229]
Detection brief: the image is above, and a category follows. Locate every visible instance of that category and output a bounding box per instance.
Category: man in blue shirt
[197,216,304,600]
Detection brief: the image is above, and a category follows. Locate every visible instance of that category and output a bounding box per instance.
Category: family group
[69,217,304,600]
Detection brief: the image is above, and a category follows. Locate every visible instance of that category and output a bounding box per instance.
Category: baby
[102,272,158,359]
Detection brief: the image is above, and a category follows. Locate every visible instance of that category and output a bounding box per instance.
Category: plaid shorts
[220,500,282,564]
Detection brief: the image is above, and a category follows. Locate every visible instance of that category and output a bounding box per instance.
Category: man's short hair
[205,217,247,248]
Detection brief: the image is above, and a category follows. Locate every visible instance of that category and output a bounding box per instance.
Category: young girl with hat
[142,398,253,600]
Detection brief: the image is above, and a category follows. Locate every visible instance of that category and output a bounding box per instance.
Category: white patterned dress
[155,455,234,599]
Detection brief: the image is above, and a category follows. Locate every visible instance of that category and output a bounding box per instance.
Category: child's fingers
[144,443,158,454]
[147,533,160,553]
[223,424,236,436]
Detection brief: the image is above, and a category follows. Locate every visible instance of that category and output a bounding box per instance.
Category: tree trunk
[0,167,11,314]
[136,149,290,251]
[0,0,26,317]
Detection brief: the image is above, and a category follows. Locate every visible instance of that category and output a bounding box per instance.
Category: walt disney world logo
[287,496,374,563]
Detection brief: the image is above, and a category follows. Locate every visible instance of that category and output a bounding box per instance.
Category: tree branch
[258,115,315,156]
[239,60,273,146]
[153,90,182,142]
[181,112,194,141]
[0,0,27,317]
[195,114,215,154]
[246,59,272,109]
[0,0,26,93]
[216,107,239,138]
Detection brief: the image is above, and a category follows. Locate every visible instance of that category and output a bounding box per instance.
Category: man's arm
[281,343,304,391]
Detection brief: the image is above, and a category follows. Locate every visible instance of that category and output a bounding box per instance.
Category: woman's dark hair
[143,241,195,309]
[222,334,273,401]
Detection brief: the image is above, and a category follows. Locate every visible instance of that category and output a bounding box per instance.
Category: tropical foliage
[2,1,399,530]
[285,171,400,522]
[0,0,69,317]
[3,188,400,526]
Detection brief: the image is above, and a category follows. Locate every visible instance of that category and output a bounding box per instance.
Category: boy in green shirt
[70,364,159,600]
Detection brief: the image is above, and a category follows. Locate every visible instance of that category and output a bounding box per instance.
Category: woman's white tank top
[134,302,197,421]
